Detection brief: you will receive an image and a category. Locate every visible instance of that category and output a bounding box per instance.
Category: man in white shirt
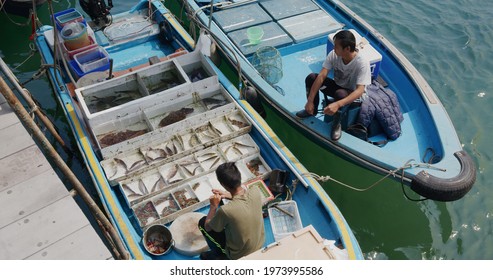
[296,30,371,141]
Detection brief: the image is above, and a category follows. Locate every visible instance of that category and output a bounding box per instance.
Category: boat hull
[34,0,362,259]
[178,0,476,201]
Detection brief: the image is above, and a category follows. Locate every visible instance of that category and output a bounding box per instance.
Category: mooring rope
[301,158,446,194]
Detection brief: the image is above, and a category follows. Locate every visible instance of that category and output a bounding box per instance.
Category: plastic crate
[53,8,86,31]
[61,35,98,60]
[74,46,110,73]
[268,200,302,241]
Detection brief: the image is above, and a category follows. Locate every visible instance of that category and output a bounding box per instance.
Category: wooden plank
[26,224,113,260]
[0,145,51,192]
[0,122,35,159]
[0,102,19,130]
[0,170,68,229]
[0,196,90,259]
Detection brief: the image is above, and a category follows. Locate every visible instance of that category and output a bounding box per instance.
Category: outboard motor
[79,0,113,26]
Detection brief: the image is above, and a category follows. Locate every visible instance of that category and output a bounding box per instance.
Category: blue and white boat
[179,0,476,201]
[34,0,361,260]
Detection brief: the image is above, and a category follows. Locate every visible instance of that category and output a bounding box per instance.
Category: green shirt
[209,186,265,259]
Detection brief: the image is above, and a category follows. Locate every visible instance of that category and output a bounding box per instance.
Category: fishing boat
[33,0,362,259]
[1,0,46,17]
[177,0,476,202]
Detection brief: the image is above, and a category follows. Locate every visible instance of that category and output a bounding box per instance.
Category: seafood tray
[133,200,160,228]
[101,151,148,184]
[200,92,230,111]
[176,156,204,179]
[196,147,226,171]
[119,170,170,207]
[241,153,272,181]
[172,185,200,209]
[152,192,181,219]
[137,59,188,95]
[225,110,251,133]
[145,98,207,130]
[93,111,151,150]
[189,177,214,202]
[175,50,217,83]
[137,182,211,230]
[218,134,258,161]
[76,72,148,118]
[158,161,186,187]
[245,178,274,206]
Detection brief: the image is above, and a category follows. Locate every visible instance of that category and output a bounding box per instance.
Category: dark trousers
[305,73,350,112]
[198,216,228,259]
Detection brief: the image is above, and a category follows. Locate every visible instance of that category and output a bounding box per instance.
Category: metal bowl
[143,224,174,256]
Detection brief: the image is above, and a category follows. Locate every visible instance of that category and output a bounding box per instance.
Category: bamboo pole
[0,76,130,260]
[0,58,72,155]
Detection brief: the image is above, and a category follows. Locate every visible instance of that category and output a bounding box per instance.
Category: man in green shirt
[198,162,265,260]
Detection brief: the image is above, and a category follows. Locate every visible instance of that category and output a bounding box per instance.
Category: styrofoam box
[268,200,302,242]
[327,29,382,78]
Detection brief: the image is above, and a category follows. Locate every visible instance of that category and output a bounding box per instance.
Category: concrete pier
[0,94,113,260]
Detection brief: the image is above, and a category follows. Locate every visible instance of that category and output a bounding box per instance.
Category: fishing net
[251,46,283,85]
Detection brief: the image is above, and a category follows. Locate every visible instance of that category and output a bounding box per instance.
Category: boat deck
[0,95,113,260]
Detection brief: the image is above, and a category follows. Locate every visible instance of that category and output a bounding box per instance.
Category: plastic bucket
[247,26,264,45]
[143,224,174,256]
[61,22,90,51]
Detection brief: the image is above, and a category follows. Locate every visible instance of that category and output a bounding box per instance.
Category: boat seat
[258,0,319,20]
[227,21,293,56]
[278,10,344,43]
[212,3,272,33]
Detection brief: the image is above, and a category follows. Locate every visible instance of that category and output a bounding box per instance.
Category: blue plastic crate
[53,8,86,31]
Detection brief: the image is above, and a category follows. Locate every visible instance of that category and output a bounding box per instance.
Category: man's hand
[209,193,222,208]
[212,189,232,200]
[304,102,315,115]
[323,101,341,116]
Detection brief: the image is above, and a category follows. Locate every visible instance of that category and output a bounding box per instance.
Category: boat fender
[410,151,476,202]
[209,41,222,67]
[243,86,266,119]
[159,21,173,43]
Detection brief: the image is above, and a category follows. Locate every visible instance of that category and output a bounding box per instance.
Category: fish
[166,164,179,182]
[99,129,147,148]
[122,184,137,195]
[228,118,248,129]
[158,107,194,127]
[210,156,221,169]
[145,148,167,162]
[151,177,166,193]
[127,160,145,173]
[189,133,199,147]
[114,158,128,171]
[203,97,228,108]
[138,180,149,195]
[192,182,200,191]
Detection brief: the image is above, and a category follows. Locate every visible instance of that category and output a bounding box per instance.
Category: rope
[300,158,444,194]
[13,43,38,72]
[2,8,33,26]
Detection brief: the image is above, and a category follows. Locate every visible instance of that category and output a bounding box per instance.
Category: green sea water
[1,0,492,260]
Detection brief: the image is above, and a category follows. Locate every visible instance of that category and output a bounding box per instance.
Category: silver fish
[127,160,145,173]
[138,180,148,195]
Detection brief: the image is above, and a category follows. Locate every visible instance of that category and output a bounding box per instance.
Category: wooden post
[0,76,130,260]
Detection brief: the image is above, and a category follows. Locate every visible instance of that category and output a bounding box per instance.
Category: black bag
[346,123,387,147]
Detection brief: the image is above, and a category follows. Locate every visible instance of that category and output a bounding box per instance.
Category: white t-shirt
[322,50,371,92]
